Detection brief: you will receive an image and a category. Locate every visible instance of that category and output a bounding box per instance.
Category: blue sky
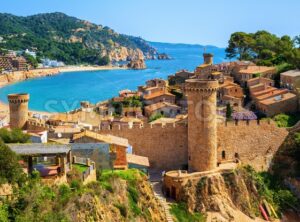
[1,0,300,47]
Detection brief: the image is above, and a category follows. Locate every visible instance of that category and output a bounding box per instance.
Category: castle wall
[95,120,288,172]
[98,123,188,170]
[217,120,288,171]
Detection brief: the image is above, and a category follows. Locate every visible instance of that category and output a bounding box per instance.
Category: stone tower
[184,79,218,172]
[8,93,29,129]
[203,53,213,65]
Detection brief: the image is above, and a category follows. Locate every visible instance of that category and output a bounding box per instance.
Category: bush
[149,113,164,122]
[170,203,206,222]
[0,128,30,143]
[0,204,9,222]
[0,140,25,185]
[114,203,128,218]
[274,113,300,127]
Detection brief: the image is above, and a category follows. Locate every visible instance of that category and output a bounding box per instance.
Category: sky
[1,0,300,47]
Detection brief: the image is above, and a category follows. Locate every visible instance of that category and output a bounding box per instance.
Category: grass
[170,203,206,222]
[72,164,88,173]
[273,113,300,128]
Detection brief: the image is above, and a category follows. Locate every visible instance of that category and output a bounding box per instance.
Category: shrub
[114,203,128,218]
[274,113,300,127]
[0,128,30,143]
[149,113,164,122]
[0,140,25,185]
[170,203,206,222]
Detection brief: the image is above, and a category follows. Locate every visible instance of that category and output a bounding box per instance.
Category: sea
[0,42,228,112]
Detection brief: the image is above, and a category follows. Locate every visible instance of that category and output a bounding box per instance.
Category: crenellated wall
[26,119,289,171]
[98,123,189,170]
[96,120,288,171]
[217,120,288,171]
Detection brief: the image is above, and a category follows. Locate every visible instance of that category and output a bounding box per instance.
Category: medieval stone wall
[96,120,288,171]
[98,123,188,170]
[217,120,288,171]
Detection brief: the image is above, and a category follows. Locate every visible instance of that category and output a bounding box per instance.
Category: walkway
[151,181,174,222]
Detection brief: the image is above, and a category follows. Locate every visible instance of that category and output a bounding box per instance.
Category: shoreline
[0,65,126,116]
[58,65,126,73]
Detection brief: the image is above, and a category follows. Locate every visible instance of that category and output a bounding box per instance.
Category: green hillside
[0,12,157,65]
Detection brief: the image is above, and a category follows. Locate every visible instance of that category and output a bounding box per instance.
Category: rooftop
[145,102,180,112]
[127,154,150,167]
[281,70,300,77]
[143,90,174,100]
[255,89,288,101]
[259,93,297,105]
[73,131,129,147]
[8,144,71,156]
[238,66,276,75]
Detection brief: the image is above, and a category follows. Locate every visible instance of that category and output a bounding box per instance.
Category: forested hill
[0,12,157,65]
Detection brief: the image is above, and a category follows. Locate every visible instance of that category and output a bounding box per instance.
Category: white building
[28,130,48,143]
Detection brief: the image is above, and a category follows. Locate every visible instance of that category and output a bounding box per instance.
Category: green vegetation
[0,12,156,65]
[72,164,88,173]
[243,166,299,213]
[0,128,30,143]
[226,103,233,120]
[273,113,300,127]
[111,96,142,116]
[170,203,206,222]
[122,96,143,108]
[0,140,25,185]
[226,31,300,69]
[272,132,300,178]
[149,113,164,122]
[0,167,155,221]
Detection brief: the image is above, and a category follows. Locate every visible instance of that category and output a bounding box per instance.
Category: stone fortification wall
[26,119,289,171]
[217,120,288,171]
[98,123,188,170]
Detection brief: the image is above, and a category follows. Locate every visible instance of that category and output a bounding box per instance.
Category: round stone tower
[203,53,213,65]
[184,79,218,172]
[8,93,29,129]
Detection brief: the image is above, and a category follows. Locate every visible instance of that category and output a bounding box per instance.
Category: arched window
[222,151,226,160]
[235,153,239,159]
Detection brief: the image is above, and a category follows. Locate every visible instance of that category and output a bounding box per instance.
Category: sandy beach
[0,65,126,116]
[58,65,126,73]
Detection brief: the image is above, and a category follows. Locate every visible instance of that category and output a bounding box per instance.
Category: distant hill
[0,12,157,65]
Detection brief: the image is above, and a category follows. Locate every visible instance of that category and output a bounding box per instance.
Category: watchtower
[8,93,29,129]
[203,53,213,65]
[184,79,218,172]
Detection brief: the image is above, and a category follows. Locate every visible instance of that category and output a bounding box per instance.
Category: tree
[23,53,38,69]
[0,128,30,143]
[226,32,255,60]
[226,103,232,120]
[0,140,25,184]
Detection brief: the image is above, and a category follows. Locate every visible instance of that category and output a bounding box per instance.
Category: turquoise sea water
[0,43,228,112]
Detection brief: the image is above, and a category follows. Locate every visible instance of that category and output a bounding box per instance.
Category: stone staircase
[152,181,174,222]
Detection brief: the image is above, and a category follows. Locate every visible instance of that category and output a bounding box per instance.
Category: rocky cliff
[65,172,166,221]
[0,68,60,86]
[180,167,298,222]
[127,59,146,70]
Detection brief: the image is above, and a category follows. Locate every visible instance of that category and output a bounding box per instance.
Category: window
[222,151,226,160]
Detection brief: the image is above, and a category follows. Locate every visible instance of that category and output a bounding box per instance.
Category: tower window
[222,151,226,160]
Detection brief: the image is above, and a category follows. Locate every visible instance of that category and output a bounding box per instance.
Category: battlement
[27,119,53,130]
[8,93,29,103]
[184,79,219,92]
[221,119,274,127]
[99,122,188,131]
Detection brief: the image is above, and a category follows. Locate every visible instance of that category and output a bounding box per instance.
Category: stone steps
[151,181,174,222]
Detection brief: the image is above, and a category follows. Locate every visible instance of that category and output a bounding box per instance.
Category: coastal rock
[109,47,144,62]
[157,53,171,60]
[127,59,146,70]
